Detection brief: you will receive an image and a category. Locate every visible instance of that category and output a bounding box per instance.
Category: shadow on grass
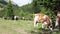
[30,28,60,34]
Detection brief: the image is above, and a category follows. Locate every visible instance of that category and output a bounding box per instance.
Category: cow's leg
[42,22,46,28]
[50,25,53,30]
[34,16,39,27]
[49,26,53,31]
[48,23,53,31]
[42,23,45,28]
[34,20,38,27]
[42,22,48,29]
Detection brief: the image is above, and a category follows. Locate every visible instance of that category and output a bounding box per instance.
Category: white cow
[34,14,53,30]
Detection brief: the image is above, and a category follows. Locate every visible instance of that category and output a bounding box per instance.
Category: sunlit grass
[0,19,33,34]
[0,19,60,34]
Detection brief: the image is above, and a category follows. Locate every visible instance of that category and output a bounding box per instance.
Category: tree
[5,0,14,19]
[32,0,41,13]
[32,0,58,28]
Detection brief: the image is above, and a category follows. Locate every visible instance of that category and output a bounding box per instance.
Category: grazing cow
[3,17,9,20]
[22,17,26,20]
[12,16,18,20]
[34,14,52,30]
[22,17,31,20]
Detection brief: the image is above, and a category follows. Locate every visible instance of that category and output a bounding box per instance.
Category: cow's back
[34,14,51,24]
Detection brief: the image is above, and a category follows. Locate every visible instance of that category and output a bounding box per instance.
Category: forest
[0,0,58,21]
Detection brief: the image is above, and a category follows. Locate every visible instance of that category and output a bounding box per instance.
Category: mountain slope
[0,0,8,8]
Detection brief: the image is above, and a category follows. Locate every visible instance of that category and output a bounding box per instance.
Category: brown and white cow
[34,14,52,30]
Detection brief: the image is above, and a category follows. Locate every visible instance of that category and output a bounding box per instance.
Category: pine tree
[33,0,41,13]
[6,0,14,19]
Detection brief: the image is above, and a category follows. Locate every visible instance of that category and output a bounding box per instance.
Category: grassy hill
[0,0,8,7]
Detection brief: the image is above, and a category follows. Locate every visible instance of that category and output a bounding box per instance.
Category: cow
[34,14,53,31]
[22,17,26,20]
[22,17,31,20]
[12,15,18,20]
[3,17,9,20]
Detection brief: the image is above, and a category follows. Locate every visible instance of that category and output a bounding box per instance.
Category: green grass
[0,19,34,34]
[0,19,60,34]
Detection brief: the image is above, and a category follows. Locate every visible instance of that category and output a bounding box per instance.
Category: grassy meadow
[0,19,34,34]
[0,19,60,34]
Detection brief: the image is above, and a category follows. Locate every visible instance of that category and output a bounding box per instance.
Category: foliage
[4,0,14,19]
[0,0,59,20]
[32,0,58,24]
[32,0,41,13]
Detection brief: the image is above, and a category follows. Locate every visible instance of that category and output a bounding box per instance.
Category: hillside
[0,0,18,17]
[0,0,8,7]
[4,0,9,3]
[0,0,34,18]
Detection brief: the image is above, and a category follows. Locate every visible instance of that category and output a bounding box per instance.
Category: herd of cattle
[3,16,19,20]
[3,15,32,20]
[2,13,60,31]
